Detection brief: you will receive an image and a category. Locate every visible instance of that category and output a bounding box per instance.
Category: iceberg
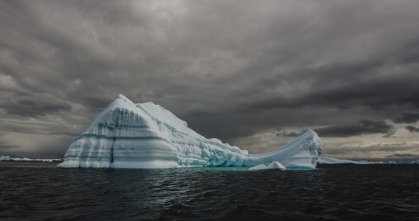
[248,161,286,171]
[58,94,323,169]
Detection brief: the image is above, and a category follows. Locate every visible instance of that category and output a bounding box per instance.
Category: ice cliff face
[58,94,323,169]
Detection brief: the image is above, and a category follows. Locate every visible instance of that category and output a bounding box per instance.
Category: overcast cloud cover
[1,0,419,159]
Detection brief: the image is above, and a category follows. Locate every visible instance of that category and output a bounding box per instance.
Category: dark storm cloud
[0,117,80,137]
[275,129,307,137]
[0,0,419,156]
[245,62,419,111]
[0,95,72,117]
[314,120,393,137]
[326,145,415,156]
[273,119,394,138]
[405,126,419,133]
[267,81,416,111]
[394,112,419,123]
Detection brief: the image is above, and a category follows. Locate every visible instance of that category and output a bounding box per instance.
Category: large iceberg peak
[58,94,323,169]
[115,93,128,100]
[302,129,316,137]
[107,93,136,110]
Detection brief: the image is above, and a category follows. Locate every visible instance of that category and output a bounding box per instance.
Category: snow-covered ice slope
[58,94,323,169]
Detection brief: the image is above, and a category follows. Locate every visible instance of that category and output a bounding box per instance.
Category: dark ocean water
[1,162,419,221]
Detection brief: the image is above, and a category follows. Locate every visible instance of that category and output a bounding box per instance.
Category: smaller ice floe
[0,156,10,161]
[248,161,286,171]
[388,160,419,165]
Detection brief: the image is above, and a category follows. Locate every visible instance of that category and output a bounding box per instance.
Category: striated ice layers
[58,94,323,169]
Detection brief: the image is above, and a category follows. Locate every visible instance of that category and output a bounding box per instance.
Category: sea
[1,162,418,221]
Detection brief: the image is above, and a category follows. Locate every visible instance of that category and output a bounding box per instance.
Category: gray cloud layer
[1,0,419,157]
[405,126,419,133]
[315,120,394,138]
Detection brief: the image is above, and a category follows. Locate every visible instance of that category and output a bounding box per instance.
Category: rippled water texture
[1,162,419,220]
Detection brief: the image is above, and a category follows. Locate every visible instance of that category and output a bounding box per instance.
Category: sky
[1,0,419,160]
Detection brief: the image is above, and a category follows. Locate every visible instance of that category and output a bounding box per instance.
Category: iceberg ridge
[58,94,323,169]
